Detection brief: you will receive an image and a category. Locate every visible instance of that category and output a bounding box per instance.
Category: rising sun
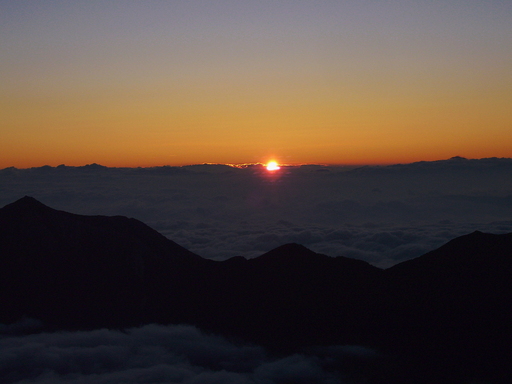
[266,161,281,171]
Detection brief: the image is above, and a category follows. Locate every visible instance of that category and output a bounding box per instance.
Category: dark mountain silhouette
[1,197,511,383]
[0,196,204,329]
[379,231,512,381]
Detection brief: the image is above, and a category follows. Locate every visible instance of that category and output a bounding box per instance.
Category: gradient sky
[1,0,511,168]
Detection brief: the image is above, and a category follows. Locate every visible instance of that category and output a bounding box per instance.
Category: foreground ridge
[1,197,511,383]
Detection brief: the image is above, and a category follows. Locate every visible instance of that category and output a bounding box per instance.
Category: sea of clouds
[0,320,377,384]
[2,157,512,268]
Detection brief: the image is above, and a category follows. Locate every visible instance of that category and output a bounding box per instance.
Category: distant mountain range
[2,156,512,173]
[1,196,511,383]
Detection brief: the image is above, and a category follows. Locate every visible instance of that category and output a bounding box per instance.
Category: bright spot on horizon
[266,161,281,171]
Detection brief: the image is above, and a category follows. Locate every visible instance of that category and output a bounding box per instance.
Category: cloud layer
[2,158,512,267]
[0,322,371,384]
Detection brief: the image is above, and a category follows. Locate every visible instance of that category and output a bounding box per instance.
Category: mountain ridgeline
[1,197,511,382]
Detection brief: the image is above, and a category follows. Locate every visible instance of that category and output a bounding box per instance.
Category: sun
[266,161,281,171]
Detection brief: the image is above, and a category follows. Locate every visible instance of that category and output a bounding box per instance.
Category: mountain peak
[267,243,315,256]
[254,243,319,264]
[1,196,53,214]
[271,243,313,253]
[14,195,44,205]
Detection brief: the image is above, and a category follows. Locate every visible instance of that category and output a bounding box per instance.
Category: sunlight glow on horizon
[1,1,511,169]
[266,161,281,171]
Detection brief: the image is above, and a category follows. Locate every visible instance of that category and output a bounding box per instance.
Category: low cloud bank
[0,323,373,384]
[162,219,512,267]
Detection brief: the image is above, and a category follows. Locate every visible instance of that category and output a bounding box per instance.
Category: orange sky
[1,1,511,168]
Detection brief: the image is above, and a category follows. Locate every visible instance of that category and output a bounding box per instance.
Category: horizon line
[3,156,512,171]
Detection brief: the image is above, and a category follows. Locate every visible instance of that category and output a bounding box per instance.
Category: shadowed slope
[0,196,204,328]
[0,197,383,348]
[380,231,512,382]
[1,197,512,382]
[193,243,382,350]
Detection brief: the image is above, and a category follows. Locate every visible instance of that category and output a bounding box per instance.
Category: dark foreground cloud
[0,323,369,384]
